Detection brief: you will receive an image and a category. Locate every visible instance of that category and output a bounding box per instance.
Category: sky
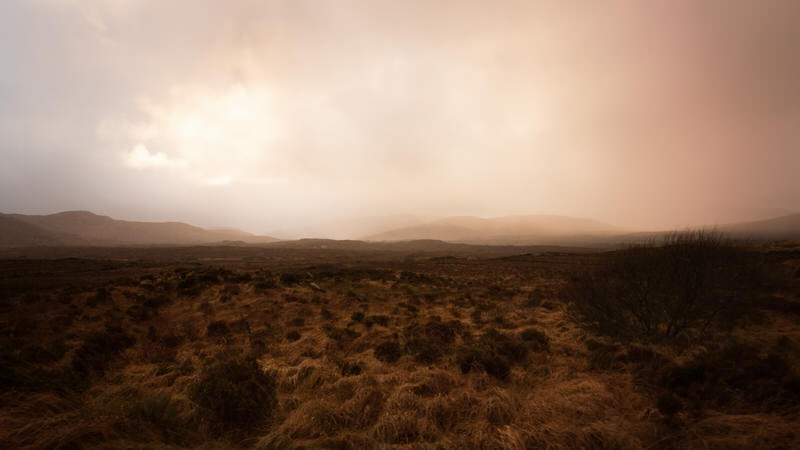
[1,0,798,235]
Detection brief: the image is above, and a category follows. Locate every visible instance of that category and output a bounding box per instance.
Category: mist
[1,0,798,235]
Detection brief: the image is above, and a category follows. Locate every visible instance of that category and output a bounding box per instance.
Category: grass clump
[72,327,135,375]
[191,355,277,435]
[123,391,196,445]
[659,340,800,414]
[456,328,528,380]
[365,314,390,328]
[206,320,230,337]
[403,317,461,363]
[519,327,550,351]
[286,330,301,342]
[177,268,229,297]
[374,341,403,363]
[85,286,112,307]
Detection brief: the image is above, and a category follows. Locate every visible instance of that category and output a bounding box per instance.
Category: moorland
[1,235,799,449]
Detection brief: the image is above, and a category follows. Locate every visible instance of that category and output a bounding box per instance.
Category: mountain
[719,213,800,239]
[364,215,625,245]
[261,238,600,256]
[0,215,85,247]
[2,210,796,249]
[0,211,280,247]
[268,214,429,240]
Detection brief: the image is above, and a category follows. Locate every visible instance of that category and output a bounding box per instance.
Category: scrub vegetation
[1,235,799,448]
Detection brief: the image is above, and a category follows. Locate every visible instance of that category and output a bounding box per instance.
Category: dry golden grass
[0,241,798,449]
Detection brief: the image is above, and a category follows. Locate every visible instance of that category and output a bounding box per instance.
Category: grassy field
[1,239,799,449]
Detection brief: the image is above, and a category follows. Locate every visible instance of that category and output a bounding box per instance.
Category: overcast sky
[1,0,798,234]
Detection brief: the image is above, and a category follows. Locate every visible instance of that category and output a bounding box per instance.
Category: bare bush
[564,231,759,341]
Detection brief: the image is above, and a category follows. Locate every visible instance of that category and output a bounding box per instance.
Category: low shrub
[253,275,278,292]
[320,308,335,320]
[374,341,403,363]
[124,392,194,445]
[519,327,550,351]
[286,330,301,342]
[86,287,112,307]
[659,340,800,413]
[585,340,668,371]
[403,317,462,363]
[191,356,277,435]
[72,327,135,375]
[324,326,360,347]
[230,318,250,334]
[456,347,511,380]
[340,361,363,376]
[206,320,230,337]
[456,328,528,380]
[19,340,69,364]
[564,231,759,342]
[365,314,390,328]
[126,304,152,322]
[287,317,305,327]
[0,362,87,393]
[143,293,170,310]
[279,272,303,286]
[177,268,229,297]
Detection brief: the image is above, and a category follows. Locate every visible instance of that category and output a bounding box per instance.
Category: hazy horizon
[2,1,799,235]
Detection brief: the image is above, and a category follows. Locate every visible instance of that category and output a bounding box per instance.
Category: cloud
[116,84,283,181]
[1,1,798,232]
[207,176,232,186]
[125,144,185,169]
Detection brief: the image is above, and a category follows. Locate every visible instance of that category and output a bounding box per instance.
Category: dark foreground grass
[0,239,798,449]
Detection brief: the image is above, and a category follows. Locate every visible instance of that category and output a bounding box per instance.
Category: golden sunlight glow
[126,84,281,185]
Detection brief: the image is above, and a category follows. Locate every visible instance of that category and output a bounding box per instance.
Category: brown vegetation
[0,238,798,448]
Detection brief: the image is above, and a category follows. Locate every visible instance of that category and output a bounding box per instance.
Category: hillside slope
[719,213,800,239]
[2,211,280,246]
[365,215,625,245]
[0,214,87,247]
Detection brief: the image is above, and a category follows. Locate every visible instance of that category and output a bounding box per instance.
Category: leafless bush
[565,231,759,341]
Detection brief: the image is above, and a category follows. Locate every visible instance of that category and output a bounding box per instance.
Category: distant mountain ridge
[269,214,428,240]
[0,211,280,247]
[719,213,800,239]
[1,210,797,248]
[364,213,800,246]
[364,214,626,245]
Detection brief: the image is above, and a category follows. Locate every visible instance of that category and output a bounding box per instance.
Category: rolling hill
[364,215,626,246]
[0,215,87,247]
[0,211,280,247]
[2,210,797,249]
[719,213,800,239]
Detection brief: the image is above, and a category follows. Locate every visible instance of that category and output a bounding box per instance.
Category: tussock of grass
[374,340,403,363]
[72,327,135,376]
[190,355,277,435]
